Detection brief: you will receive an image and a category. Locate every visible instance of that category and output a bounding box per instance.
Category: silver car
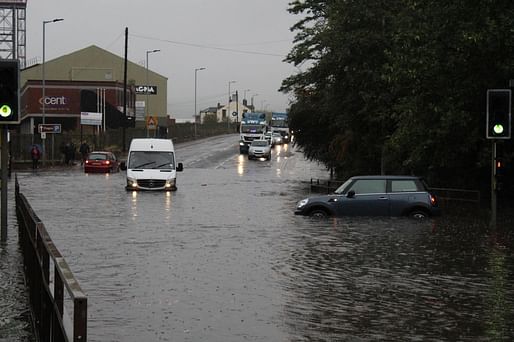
[272,132,283,145]
[295,175,441,219]
[248,139,271,160]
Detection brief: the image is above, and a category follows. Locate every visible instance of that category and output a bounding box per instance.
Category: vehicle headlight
[127,178,138,187]
[239,141,245,146]
[165,179,175,188]
[296,198,309,208]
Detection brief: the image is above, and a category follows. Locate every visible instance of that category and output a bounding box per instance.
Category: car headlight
[165,179,175,188]
[127,178,138,188]
[296,198,309,209]
[239,141,245,146]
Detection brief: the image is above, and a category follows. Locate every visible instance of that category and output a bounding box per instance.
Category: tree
[282,0,514,189]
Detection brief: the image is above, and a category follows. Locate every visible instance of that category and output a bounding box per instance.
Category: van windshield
[128,151,175,169]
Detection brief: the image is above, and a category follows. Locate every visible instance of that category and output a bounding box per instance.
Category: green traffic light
[493,124,504,135]
[0,104,12,117]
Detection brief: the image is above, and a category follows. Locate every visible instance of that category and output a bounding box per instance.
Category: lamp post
[42,18,63,164]
[243,89,251,101]
[251,93,259,110]
[227,80,236,129]
[194,67,206,138]
[145,49,160,137]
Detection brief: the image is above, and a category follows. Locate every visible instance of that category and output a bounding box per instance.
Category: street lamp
[194,67,206,138]
[243,89,251,101]
[146,49,160,137]
[227,80,236,129]
[42,18,63,163]
[251,93,259,110]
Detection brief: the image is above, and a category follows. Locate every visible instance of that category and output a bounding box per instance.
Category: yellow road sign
[146,115,158,130]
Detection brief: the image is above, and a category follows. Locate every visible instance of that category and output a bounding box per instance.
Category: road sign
[81,112,102,126]
[38,123,61,133]
[146,115,158,130]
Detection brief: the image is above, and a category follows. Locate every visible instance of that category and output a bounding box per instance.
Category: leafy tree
[282,0,514,189]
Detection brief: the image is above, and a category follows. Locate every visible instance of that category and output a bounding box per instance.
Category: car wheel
[408,209,429,219]
[309,209,329,218]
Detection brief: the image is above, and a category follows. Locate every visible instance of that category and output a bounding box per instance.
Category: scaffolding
[0,0,26,67]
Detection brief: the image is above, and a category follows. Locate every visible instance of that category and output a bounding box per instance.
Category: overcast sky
[25,0,301,119]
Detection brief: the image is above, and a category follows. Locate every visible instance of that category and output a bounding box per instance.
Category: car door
[336,179,389,216]
[388,179,423,215]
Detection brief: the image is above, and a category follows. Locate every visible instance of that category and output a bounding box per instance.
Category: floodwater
[12,134,514,341]
[0,189,35,341]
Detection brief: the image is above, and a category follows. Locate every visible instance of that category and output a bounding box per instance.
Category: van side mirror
[347,190,355,198]
[176,162,183,172]
[120,161,127,171]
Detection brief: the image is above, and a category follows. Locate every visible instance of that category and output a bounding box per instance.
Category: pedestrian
[30,145,41,169]
[64,142,71,165]
[79,141,90,165]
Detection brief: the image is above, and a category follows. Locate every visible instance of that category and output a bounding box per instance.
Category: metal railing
[429,187,481,208]
[15,175,87,342]
[310,178,344,194]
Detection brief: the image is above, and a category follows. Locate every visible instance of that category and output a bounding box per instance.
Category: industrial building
[19,45,168,135]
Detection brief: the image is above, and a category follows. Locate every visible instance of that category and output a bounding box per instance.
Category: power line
[131,33,287,57]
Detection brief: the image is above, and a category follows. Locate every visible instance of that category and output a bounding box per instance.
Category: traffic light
[0,60,20,124]
[487,89,511,139]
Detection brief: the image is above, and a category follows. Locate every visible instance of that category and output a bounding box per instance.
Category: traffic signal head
[487,89,511,139]
[0,60,20,124]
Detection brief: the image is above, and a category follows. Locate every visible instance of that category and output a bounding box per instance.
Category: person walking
[30,145,41,169]
[79,141,90,165]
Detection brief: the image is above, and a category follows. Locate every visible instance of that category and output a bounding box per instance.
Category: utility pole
[122,27,128,151]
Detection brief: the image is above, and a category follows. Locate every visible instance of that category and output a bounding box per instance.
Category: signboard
[80,111,102,126]
[135,101,145,121]
[146,115,158,130]
[38,123,61,133]
[135,85,158,95]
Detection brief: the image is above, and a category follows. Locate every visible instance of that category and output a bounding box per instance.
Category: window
[391,180,419,192]
[349,180,386,194]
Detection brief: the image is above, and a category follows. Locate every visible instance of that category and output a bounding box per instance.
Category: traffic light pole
[490,141,497,228]
[1,126,8,241]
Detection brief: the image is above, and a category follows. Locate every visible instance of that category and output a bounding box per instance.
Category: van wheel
[309,209,329,218]
[408,209,428,219]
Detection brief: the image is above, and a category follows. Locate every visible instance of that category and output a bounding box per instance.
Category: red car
[84,151,120,173]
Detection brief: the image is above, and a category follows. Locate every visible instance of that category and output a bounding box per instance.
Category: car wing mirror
[347,190,355,198]
[120,161,127,171]
[176,162,184,172]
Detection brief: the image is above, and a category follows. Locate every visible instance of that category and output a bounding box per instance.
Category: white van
[122,138,183,191]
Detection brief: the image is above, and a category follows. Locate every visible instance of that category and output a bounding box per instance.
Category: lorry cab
[122,138,183,191]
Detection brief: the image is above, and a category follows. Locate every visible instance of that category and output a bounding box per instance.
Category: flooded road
[14,134,514,341]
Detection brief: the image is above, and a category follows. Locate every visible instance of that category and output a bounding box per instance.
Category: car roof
[350,175,421,180]
[89,151,111,155]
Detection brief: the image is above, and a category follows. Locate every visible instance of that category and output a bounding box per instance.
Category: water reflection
[237,154,245,176]
[279,217,514,341]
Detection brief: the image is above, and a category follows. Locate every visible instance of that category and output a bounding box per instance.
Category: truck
[239,112,268,153]
[270,112,290,143]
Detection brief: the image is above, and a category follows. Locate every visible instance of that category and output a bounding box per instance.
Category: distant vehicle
[272,132,283,145]
[84,151,120,173]
[248,139,271,160]
[264,131,274,146]
[122,138,183,191]
[295,175,441,219]
[270,112,290,143]
[240,112,268,153]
